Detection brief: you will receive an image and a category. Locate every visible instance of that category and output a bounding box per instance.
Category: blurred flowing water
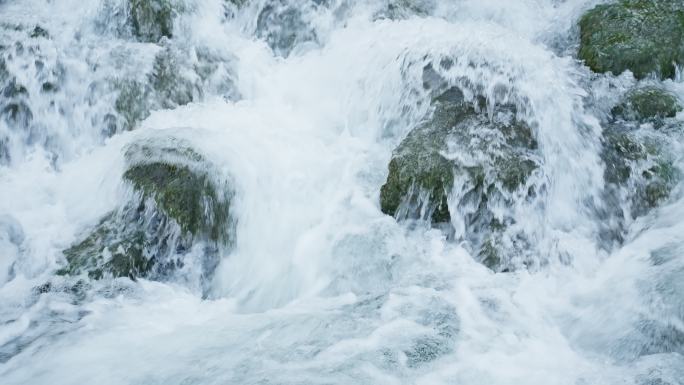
[0,0,683,384]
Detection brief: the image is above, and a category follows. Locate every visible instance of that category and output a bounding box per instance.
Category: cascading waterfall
[1,0,683,384]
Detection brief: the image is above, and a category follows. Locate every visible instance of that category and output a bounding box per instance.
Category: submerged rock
[113,46,202,131]
[129,0,179,43]
[380,86,539,270]
[59,138,234,287]
[114,80,152,131]
[1,77,32,130]
[256,0,319,56]
[377,0,436,20]
[29,25,49,39]
[150,46,198,109]
[612,86,682,123]
[601,126,679,221]
[578,0,684,80]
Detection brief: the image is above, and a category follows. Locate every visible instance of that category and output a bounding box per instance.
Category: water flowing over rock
[129,0,180,42]
[612,86,682,123]
[380,84,540,271]
[59,137,235,292]
[2,0,684,384]
[0,14,238,166]
[254,0,321,56]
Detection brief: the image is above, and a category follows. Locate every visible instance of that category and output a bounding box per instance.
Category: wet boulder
[612,86,682,123]
[377,0,436,20]
[114,80,152,131]
[129,0,180,43]
[59,138,235,288]
[255,0,319,56]
[150,46,198,109]
[0,215,23,285]
[113,46,202,131]
[578,0,684,80]
[601,126,679,220]
[1,78,32,128]
[380,86,540,270]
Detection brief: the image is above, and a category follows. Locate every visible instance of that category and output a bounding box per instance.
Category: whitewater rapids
[1,0,683,384]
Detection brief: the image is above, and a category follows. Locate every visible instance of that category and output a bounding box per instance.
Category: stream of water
[1,0,683,384]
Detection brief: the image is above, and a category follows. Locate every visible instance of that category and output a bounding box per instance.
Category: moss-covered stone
[498,156,538,192]
[637,158,679,211]
[478,237,501,271]
[113,47,200,131]
[129,0,177,43]
[123,161,229,241]
[381,87,538,224]
[60,140,234,282]
[380,141,454,223]
[578,0,684,80]
[602,129,648,184]
[381,0,436,19]
[380,85,539,270]
[150,47,197,109]
[58,214,151,279]
[612,86,682,122]
[601,125,680,220]
[256,0,318,56]
[114,80,151,131]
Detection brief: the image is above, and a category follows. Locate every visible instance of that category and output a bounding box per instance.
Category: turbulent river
[1,0,684,384]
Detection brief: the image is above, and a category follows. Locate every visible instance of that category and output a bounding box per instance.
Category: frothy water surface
[1,0,683,384]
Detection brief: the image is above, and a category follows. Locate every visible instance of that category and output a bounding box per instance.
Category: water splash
[1,0,683,384]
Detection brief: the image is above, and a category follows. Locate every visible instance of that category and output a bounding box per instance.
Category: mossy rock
[602,129,648,185]
[123,162,229,241]
[256,0,318,56]
[58,213,151,279]
[612,86,682,122]
[578,0,684,80]
[114,80,151,131]
[129,0,178,43]
[113,47,199,131]
[380,86,539,270]
[636,158,679,213]
[60,140,234,282]
[380,87,471,223]
[601,125,680,220]
[380,87,538,223]
[381,0,436,19]
[478,237,501,271]
[380,137,454,223]
[122,139,233,244]
[150,47,198,109]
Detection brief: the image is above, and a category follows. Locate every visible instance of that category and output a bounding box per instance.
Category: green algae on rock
[578,0,684,80]
[380,87,538,223]
[129,0,178,43]
[150,47,198,109]
[58,213,151,279]
[113,46,201,131]
[380,85,540,271]
[612,86,682,122]
[601,125,680,220]
[114,80,152,131]
[59,138,234,284]
[123,161,230,242]
[256,0,318,57]
[380,0,436,20]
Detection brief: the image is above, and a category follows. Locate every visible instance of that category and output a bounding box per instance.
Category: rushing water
[1,0,683,384]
